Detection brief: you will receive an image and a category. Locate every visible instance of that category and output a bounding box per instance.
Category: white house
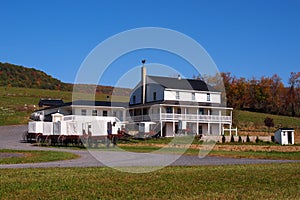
[274,128,294,145]
[29,66,233,137]
[127,67,233,137]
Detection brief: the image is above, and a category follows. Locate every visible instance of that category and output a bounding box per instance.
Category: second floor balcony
[127,113,232,123]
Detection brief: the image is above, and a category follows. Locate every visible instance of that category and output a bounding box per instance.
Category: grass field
[0,163,299,199]
[0,86,128,126]
[0,149,79,164]
[236,110,300,131]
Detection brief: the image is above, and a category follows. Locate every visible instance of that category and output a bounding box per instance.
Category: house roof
[147,76,218,92]
[66,100,128,108]
[38,99,65,107]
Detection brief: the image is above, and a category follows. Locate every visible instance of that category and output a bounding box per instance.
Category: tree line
[220,72,300,117]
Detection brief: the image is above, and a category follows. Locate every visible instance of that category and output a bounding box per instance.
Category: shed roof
[277,128,295,131]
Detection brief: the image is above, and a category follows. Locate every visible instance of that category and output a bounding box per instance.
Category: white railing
[127,113,231,123]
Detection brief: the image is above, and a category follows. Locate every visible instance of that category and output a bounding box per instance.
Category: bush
[246,135,251,143]
[230,135,235,143]
[255,136,260,143]
[222,135,226,143]
[238,136,242,143]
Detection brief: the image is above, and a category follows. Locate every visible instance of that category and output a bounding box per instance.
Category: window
[132,95,136,104]
[192,92,195,100]
[153,92,157,101]
[199,108,204,115]
[81,109,87,116]
[103,110,108,116]
[176,91,180,99]
[177,108,181,114]
[207,93,211,101]
[166,107,172,113]
[92,110,97,116]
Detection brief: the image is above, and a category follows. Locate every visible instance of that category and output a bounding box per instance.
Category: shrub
[255,136,260,143]
[246,135,251,143]
[222,135,226,143]
[230,135,235,143]
[238,136,242,143]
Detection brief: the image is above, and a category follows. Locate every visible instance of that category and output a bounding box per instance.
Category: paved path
[0,125,298,169]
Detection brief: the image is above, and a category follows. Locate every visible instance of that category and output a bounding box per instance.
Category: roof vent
[178,74,182,80]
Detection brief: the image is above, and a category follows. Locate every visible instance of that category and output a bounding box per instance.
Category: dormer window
[176,91,180,100]
[207,93,211,101]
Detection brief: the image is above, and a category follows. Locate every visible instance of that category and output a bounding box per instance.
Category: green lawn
[0,149,79,164]
[0,163,299,199]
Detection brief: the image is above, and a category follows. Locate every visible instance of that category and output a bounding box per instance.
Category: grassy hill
[0,62,131,96]
[0,62,72,91]
[0,87,128,126]
[233,110,300,134]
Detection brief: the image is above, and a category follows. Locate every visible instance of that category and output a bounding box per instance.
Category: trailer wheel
[36,134,42,144]
[45,136,52,146]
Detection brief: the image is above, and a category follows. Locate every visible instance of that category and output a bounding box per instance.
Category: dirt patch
[118,143,300,152]
[210,145,300,152]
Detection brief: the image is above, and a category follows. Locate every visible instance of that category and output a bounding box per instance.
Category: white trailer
[27,114,124,146]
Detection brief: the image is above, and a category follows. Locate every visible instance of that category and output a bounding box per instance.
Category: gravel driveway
[0,125,298,169]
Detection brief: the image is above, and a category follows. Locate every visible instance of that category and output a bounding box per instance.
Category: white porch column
[196,108,199,135]
[159,106,163,137]
[123,109,126,122]
[172,107,175,136]
[229,123,232,136]
[219,110,222,135]
[208,123,211,135]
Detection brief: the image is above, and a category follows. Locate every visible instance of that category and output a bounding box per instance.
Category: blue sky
[1,0,299,87]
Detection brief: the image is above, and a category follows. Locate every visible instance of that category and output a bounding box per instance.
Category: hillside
[0,62,72,91]
[233,110,300,134]
[0,87,129,126]
[0,62,131,96]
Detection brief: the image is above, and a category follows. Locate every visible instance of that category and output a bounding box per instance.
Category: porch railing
[127,113,231,123]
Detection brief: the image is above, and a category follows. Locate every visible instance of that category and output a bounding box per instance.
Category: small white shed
[274,128,294,145]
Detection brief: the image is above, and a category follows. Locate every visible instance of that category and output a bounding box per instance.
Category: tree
[264,117,274,133]
[287,72,300,116]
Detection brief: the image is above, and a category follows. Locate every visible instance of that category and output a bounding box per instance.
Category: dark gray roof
[67,100,128,108]
[38,99,65,107]
[147,76,217,92]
